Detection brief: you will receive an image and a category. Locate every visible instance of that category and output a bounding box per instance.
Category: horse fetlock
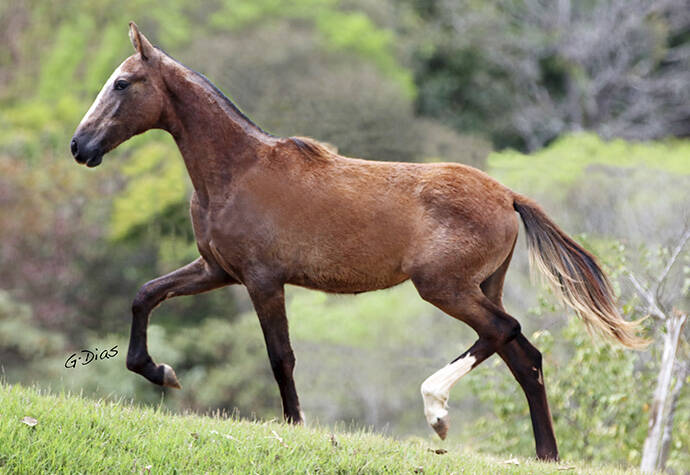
[423,394,450,440]
[423,398,448,425]
[126,353,151,373]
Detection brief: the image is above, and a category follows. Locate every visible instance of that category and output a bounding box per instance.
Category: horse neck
[160,59,271,205]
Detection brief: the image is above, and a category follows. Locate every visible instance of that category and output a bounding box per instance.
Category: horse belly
[284,228,412,293]
[287,257,409,294]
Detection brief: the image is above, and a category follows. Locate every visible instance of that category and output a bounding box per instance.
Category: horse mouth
[85,154,103,168]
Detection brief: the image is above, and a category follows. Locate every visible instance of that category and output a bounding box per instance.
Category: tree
[628,228,689,473]
[410,0,690,151]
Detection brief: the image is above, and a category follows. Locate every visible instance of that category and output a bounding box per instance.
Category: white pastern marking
[421,354,476,425]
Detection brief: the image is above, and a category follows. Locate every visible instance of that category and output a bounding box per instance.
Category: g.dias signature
[64,346,119,368]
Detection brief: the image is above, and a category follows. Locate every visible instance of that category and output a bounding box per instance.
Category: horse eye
[114,79,130,91]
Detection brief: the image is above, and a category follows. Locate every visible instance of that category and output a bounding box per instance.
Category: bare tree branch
[628,273,666,320]
[656,227,690,302]
[641,310,688,472]
[627,227,690,321]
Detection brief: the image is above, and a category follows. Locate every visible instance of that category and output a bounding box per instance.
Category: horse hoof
[286,410,305,425]
[161,364,182,389]
[431,415,449,440]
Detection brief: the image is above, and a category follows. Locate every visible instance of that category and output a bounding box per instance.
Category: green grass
[0,383,641,474]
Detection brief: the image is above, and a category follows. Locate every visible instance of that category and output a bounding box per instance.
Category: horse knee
[132,283,157,315]
[131,293,148,316]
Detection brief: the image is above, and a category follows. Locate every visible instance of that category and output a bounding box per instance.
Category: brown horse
[71,23,646,461]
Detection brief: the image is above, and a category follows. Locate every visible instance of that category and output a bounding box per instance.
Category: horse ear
[128,22,155,61]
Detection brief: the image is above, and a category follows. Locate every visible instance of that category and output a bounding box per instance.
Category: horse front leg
[246,282,303,423]
[126,257,234,388]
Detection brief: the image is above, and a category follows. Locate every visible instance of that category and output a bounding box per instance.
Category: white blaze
[421,353,477,426]
[77,61,126,129]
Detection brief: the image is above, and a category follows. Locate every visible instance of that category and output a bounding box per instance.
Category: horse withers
[71,23,647,461]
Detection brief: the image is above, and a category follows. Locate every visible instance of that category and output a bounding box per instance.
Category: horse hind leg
[481,249,559,461]
[413,277,521,440]
[496,334,558,460]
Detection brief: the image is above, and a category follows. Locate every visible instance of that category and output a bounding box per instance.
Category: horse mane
[290,136,335,160]
[156,47,274,137]
[157,47,335,162]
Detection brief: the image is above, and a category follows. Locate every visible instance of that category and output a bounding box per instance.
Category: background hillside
[0,1,688,472]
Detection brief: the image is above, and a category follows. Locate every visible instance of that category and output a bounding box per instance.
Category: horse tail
[513,194,648,349]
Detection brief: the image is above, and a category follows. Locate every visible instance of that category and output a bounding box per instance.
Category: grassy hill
[0,383,640,474]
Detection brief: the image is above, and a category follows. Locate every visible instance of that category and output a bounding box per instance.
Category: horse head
[70,23,168,167]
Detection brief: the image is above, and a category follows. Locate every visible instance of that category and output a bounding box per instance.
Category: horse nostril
[70,138,79,157]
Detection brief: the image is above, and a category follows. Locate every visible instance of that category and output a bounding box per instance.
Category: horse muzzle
[70,135,104,168]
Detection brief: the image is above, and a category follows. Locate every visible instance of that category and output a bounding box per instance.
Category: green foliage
[209,0,413,96]
[110,139,189,241]
[0,292,66,371]
[314,10,414,97]
[488,133,690,199]
[209,0,336,30]
[0,382,642,474]
[145,1,194,48]
[0,101,53,161]
[168,317,278,414]
[83,23,130,97]
[548,323,650,465]
[287,283,433,347]
[38,16,95,100]
[414,44,513,144]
